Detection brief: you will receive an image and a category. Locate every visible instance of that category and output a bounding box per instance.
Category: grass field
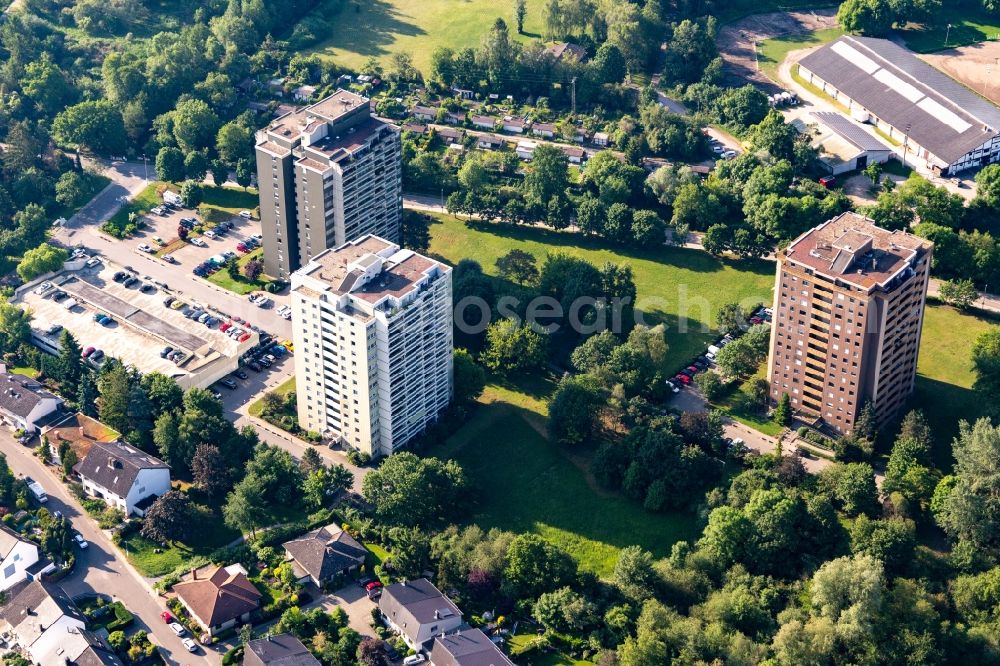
[711,365,784,437]
[435,379,700,577]
[898,13,1000,53]
[509,633,593,666]
[305,0,546,74]
[909,303,998,467]
[426,214,775,369]
[758,27,844,83]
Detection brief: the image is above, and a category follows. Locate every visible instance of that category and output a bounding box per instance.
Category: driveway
[0,430,216,664]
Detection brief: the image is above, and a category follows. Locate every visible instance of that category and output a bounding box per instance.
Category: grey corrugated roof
[799,36,1000,165]
[811,112,892,152]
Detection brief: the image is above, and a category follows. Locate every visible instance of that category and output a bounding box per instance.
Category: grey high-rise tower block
[254,90,402,279]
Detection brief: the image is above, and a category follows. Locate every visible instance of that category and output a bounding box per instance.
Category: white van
[707,344,721,356]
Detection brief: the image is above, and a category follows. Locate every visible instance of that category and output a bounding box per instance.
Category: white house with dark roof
[282,524,367,587]
[76,440,170,516]
[378,578,463,649]
[0,523,39,592]
[430,629,514,666]
[0,371,63,434]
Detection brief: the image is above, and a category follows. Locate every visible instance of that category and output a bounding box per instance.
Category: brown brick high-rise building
[766,212,933,435]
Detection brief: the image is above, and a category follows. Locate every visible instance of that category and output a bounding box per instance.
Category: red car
[160,611,174,623]
[819,176,836,188]
[81,346,95,358]
[750,316,763,325]
[674,373,691,384]
[686,365,700,374]
[219,322,232,332]
[365,581,383,592]
[236,243,248,253]
[238,333,251,342]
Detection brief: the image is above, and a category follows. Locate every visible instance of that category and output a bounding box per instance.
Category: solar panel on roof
[917,97,972,133]
[831,41,879,74]
[873,69,924,103]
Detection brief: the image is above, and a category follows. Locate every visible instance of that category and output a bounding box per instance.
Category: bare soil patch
[920,41,1000,106]
[717,8,839,92]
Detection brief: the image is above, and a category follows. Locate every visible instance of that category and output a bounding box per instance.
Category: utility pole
[902,122,911,170]
[571,76,577,115]
[945,23,952,47]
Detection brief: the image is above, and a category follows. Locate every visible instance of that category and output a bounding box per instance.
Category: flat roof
[267,89,370,140]
[784,212,930,291]
[799,36,1000,164]
[298,235,447,304]
[18,260,254,383]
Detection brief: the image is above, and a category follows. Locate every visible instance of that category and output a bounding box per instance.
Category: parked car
[162,254,178,264]
[220,378,237,390]
[160,346,174,358]
[140,283,155,293]
[122,276,138,287]
[46,323,62,336]
[160,611,174,623]
[137,243,153,253]
[90,350,104,362]
[168,623,186,637]
[236,242,249,253]
[674,373,690,384]
[51,290,67,301]
[73,534,88,549]
[35,282,52,295]
[203,230,216,239]
[170,300,186,310]
[82,346,95,358]
[85,257,101,268]
[403,655,426,666]
[234,370,248,380]
[190,238,208,247]
[182,637,198,653]
[665,380,680,393]
[819,176,836,188]
[239,210,254,219]
[113,272,128,282]
[256,297,272,308]
[247,361,262,372]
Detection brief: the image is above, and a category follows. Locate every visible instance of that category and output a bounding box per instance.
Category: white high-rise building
[289,235,453,457]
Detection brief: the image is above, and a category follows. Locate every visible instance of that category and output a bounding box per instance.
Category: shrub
[106,601,134,631]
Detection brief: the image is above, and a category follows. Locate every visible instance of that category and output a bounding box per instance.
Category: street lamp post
[902,122,912,169]
[945,23,952,47]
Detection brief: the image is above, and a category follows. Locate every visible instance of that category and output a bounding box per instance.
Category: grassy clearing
[426,213,775,369]
[121,522,241,578]
[509,633,594,666]
[711,366,784,437]
[10,366,39,379]
[909,303,998,467]
[757,27,844,83]
[206,248,275,295]
[200,186,258,216]
[898,12,1000,53]
[435,381,700,577]
[248,375,297,418]
[304,0,546,74]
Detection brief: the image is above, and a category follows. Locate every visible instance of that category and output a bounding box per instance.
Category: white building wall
[0,540,39,592]
[124,468,171,515]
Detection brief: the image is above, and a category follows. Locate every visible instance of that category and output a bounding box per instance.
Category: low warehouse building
[798,35,1000,175]
[809,111,893,175]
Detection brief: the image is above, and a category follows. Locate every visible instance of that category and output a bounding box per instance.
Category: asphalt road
[0,430,214,665]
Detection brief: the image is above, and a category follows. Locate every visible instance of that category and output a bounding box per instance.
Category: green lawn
[509,633,594,666]
[200,185,258,217]
[758,27,844,84]
[711,365,784,437]
[304,0,546,75]
[426,213,775,369]
[248,375,297,418]
[909,303,998,467]
[121,523,241,578]
[206,248,276,295]
[898,12,1000,53]
[435,382,700,577]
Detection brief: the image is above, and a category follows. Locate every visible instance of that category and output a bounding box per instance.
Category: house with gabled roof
[0,524,39,592]
[430,628,515,666]
[378,578,463,649]
[244,633,320,666]
[0,371,63,434]
[76,440,170,517]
